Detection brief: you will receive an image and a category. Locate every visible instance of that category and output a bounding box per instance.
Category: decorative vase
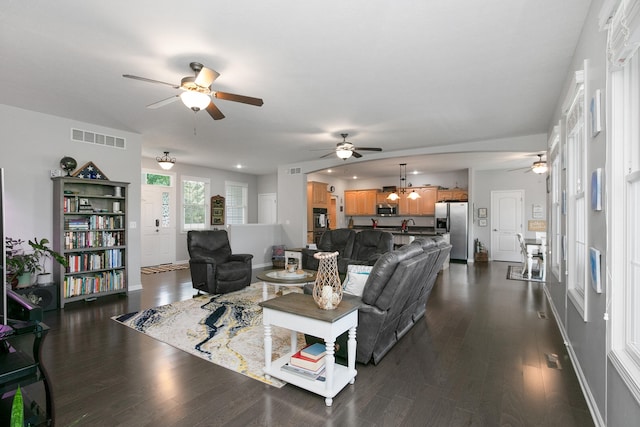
[312,251,342,310]
[37,272,53,285]
[16,272,32,289]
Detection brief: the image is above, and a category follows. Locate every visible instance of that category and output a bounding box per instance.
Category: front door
[141,184,176,267]
[490,190,524,262]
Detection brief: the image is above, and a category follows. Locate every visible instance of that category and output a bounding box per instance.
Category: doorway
[490,190,524,262]
[258,193,277,224]
[141,171,176,267]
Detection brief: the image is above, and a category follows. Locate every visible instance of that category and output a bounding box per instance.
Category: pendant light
[156,151,176,170]
[387,163,420,200]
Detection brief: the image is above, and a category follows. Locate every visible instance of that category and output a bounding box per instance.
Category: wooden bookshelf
[52,177,129,308]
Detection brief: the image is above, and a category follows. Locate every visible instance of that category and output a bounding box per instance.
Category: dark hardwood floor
[38,262,593,426]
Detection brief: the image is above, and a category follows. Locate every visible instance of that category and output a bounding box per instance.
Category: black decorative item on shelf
[60,156,77,176]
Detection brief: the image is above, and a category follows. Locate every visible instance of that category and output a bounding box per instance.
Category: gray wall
[0,104,143,290]
[544,0,640,425]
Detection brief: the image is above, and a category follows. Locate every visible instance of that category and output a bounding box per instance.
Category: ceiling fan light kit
[531,155,548,174]
[123,61,263,120]
[180,91,211,111]
[336,147,353,159]
[157,151,176,170]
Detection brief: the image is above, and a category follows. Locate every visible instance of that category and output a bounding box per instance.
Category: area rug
[112,283,299,387]
[507,265,545,283]
[140,263,189,275]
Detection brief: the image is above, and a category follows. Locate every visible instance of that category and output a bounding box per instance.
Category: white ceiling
[0,1,590,176]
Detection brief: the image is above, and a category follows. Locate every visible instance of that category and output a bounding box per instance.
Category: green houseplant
[5,238,39,288]
[27,237,68,285]
[5,237,68,288]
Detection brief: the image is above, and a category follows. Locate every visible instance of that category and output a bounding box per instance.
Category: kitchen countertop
[352,226,444,236]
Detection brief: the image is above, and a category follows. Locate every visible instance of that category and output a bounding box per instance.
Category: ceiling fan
[319,133,382,160]
[509,154,548,174]
[123,62,263,120]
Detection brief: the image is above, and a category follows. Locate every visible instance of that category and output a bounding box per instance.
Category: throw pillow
[343,264,373,297]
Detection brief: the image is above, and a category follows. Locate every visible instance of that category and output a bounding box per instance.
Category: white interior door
[141,185,176,267]
[258,193,277,224]
[490,190,524,262]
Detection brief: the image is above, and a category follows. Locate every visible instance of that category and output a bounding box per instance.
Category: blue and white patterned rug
[112,283,302,387]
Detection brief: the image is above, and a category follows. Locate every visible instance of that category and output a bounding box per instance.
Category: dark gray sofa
[301,228,394,274]
[306,235,451,365]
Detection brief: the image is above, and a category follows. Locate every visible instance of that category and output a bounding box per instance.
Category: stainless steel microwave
[377,204,398,216]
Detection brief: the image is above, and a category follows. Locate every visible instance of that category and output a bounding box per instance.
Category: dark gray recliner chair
[338,229,393,273]
[301,228,356,271]
[187,230,253,294]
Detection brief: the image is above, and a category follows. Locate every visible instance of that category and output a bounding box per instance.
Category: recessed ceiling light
[327,169,332,173]
[352,175,357,179]
[236,164,242,169]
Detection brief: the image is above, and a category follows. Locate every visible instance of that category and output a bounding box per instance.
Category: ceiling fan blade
[206,101,225,120]
[214,91,264,107]
[354,147,382,152]
[194,67,219,88]
[122,74,180,89]
[352,151,363,158]
[319,152,336,159]
[146,95,180,109]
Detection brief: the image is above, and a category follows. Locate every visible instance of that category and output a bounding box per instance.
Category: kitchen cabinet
[344,189,377,216]
[307,181,329,233]
[398,187,438,216]
[437,188,468,202]
[376,192,395,204]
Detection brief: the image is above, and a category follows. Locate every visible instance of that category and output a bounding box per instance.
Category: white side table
[259,293,358,406]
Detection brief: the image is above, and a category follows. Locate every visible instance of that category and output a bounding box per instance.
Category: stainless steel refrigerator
[435,202,468,261]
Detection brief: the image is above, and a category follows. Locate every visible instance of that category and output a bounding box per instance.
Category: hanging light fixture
[180,91,211,111]
[156,151,176,170]
[387,163,420,200]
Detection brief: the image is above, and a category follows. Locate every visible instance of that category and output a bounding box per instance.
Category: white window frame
[564,62,589,321]
[181,175,210,232]
[548,125,563,281]
[608,49,640,403]
[225,181,248,225]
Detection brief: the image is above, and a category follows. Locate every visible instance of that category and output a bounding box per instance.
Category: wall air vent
[71,128,126,149]
[287,167,301,175]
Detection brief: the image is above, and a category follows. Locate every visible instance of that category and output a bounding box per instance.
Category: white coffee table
[259,293,358,406]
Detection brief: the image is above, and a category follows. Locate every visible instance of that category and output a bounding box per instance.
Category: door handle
[155,219,160,227]
[493,229,497,231]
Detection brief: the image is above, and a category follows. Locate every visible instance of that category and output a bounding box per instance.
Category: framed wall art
[591,168,602,211]
[210,195,225,225]
[477,208,487,218]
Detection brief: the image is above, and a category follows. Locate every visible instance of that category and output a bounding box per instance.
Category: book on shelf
[280,363,325,381]
[290,348,326,371]
[300,342,326,360]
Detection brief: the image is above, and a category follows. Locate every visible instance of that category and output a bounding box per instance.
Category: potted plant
[27,237,68,285]
[5,238,39,288]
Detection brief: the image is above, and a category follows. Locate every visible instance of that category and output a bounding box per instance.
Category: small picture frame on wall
[591,168,602,211]
[590,247,602,293]
[478,219,487,227]
[590,89,602,137]
[478,208,487,218]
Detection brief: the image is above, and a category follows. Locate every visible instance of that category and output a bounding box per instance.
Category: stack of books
[281,343,327,381]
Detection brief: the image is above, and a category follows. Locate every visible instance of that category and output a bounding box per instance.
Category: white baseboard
[543,286,605,427]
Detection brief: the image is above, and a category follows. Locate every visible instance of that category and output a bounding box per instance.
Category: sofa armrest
[301,248,320,270]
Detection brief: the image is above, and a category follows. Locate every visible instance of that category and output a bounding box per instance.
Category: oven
[312,207,328,244]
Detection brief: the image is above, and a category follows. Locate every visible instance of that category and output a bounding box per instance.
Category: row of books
[66,249,123,273]
[64,230,125,249]
[280,343,327,381]
[63,270,125,298]
[65,215,124,230]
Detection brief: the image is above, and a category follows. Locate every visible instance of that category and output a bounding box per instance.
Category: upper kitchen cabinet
[398,186,438,216]
[344,189,377,216]
[437,188,468,202]
[309,181,329,207]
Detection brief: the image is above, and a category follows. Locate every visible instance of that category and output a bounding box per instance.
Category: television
[1,168,7,329]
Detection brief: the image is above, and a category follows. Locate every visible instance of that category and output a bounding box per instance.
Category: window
[548,126,563,280]
[606,0,640,402]
[182,176,210,231]
[225,181,248,224]
[564,64,589,320]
